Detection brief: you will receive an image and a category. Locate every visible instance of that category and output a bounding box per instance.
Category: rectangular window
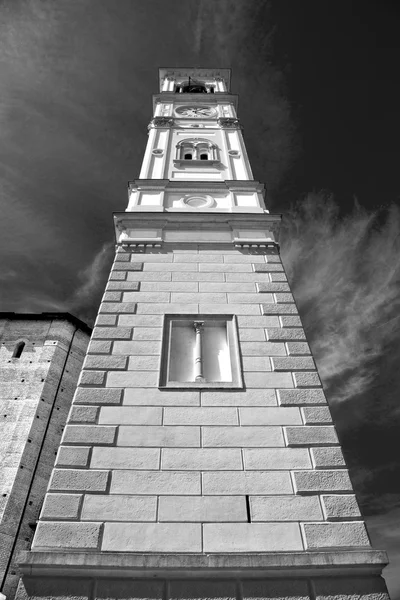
[159,315,243,389]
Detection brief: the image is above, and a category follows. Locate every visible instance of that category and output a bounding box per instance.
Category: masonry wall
[31,245,371,555]
[0,316,90,598]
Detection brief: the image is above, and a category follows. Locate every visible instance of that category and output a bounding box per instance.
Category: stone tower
[18,69,389,600]
[0,313,90,599]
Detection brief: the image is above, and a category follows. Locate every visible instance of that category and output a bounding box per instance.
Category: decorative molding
[149,117,175,129]
[218,117,241,129]
[179,194,215,209]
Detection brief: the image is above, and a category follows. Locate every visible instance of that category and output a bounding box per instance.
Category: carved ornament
[217,117,241,129]
[149,117,175,129]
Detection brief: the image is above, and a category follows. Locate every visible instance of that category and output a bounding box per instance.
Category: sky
[1,0,400,596]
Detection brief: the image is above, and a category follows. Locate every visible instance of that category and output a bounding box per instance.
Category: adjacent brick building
[15,69,390,600]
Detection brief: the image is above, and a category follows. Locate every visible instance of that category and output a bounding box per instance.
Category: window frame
[159,314,243,390]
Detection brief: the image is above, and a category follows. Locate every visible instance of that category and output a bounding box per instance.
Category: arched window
[13,341,25,359]
[174,138,218,164]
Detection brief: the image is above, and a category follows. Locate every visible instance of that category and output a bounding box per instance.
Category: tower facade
[18,69,389,600]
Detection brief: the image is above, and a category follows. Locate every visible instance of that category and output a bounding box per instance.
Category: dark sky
[1,0,400,596]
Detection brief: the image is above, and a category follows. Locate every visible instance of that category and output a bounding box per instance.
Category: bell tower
[17,69,390,600]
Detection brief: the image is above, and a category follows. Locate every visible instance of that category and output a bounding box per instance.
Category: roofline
[0,312,92,334]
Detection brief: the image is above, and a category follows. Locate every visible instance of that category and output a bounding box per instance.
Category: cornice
[153,93,238,112]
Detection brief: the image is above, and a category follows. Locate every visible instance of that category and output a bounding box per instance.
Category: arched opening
[13,342,25,359]
[184,153,193,160]
[200,153,208,160]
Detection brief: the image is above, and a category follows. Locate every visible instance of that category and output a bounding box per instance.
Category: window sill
[159,382,244,390]
[173,159,219,167]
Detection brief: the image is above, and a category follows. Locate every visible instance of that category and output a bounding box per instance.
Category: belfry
[18,69,389,600]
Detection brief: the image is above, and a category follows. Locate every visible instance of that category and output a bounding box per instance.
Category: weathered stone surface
[95,314,118,325]
[254,264,284,272]
[285,426,338,446]
[124,388,200,406]
[240,342,286,356]
[258,282,291,293]
[311,447,346,469]
[33,521,101,549]
[293,470,353,494]
[202,426,283,447]
[83,355,127,370]
[274,293,295,303]
[279,316,302,327]
[99,406,162,424]
[162,448,243,470]
[272,357,315,371]
[40,493,82,520]
[321,494,361,520]
[164,407,238,425]
[244,447,311,470]
[239,407,301,425]
[251,495,322,522]
[244,372,294,388]
[62,425,116,445]
[270,273,288,281]
[91,447,160,469]
[102,523,201,552]
[266,328,306,341]
[286,342,312,355]
[158,496,247,522]
[262,304,298,315]
[79,370,105,385]
[112,262,143,271]
[293,372,322,387]
[202,471,292,495]
[55,446,90,467]
[102,291,122,302]
[312,575,389,600]
[127,271,171,281]
[81,495,157,521]
[111,470,200,494]
[87,340,112,354]
[106,281,141,291]
[49,468,109,492]
[242,579,309,600]
[92,326,132,339]
[74,388,122,405]
[69,405,99,423]
[278,389,327,406]
[302,407,333,424]
[114,252,131,262]
[203,523,303,552]
[302,521,370,549]
[109,270,127,279]
[118,425,200,447]
[201,389,277,406]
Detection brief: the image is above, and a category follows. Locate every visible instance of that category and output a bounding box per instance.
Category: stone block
[83,355,127,370]
[274,293,295,303]
[302,521,370,549]
[124,291,170,303]
[272,357,315,371]
[245,372,294,388]
[99,406,162,425]
[87,340,112,354]
[270,273,289,281]
[242,356,272,371]
[174,254,223,263]
[81,494,157,521]
[62,425,116,445]
[226,272,270,282]
[79,370,105,385]
[162,448,242,470]
[127,271,171,281]
[242,579,309,600]
[171,292,227,304]
[92,326,132,339]
[91,446,160,469]
[164,407,238,425]
[138,303,199,314]
[40,493,82,520]
[118,314,164,327]
[203,523,303,552]
[106,281,140,291]
[262,304,299,315]
[312,576,389,600]
[113,262,143,271]
[244,448,311,470]
[254,264,284,272]
[280,315,302,327]
[132,327,163,340]
[239,328,266,342]
[286,342,311,355]
[237,315,280,327]
[114,252,131,262]
[302,407,333,424]
[170,580,236,600]
[266,328,306,341]
[113,340,161,355]
[251,495,322,522]
[228,293,273,303]
[311,447,346,469]
[203,471,292,495]
[285,426,338,446]
[109,270,127,280]
[201,389,277,406]
[102,523,201,552]
[293,372,322,387]
[141,281,199,293]
[278,389,327,406]
[199,263,253,272]
[258,282,291,293]
[118,425,200,447]
[199,304,260,315]
[69,405,99,423]
[321,494,361,520]
[100,302,138,315]
[225,253,266,263]
[106,371,159,387]
[240,407,301,425]
[202,426,284,447]
[95,314,118,326]
[293,470,353,494]
[74,388,122,405]
[111,470,201,495]
[200,282,255,292]
[145,262,197,272]
[95,579,163,600]
[33,521,101,549]
[159,496,247,522]
[103,291,122,302]
[124,388,200,406]
[172,271,224,281]
[240,342,287,356]
[265,255,282,263]
[137,253,173,262]
[55,446,90,467]
[49,468,109,492]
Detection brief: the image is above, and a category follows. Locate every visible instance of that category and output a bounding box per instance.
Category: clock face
[175,106,217,118]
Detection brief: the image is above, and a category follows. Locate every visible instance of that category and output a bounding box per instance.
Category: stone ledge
[18,550,388,579]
